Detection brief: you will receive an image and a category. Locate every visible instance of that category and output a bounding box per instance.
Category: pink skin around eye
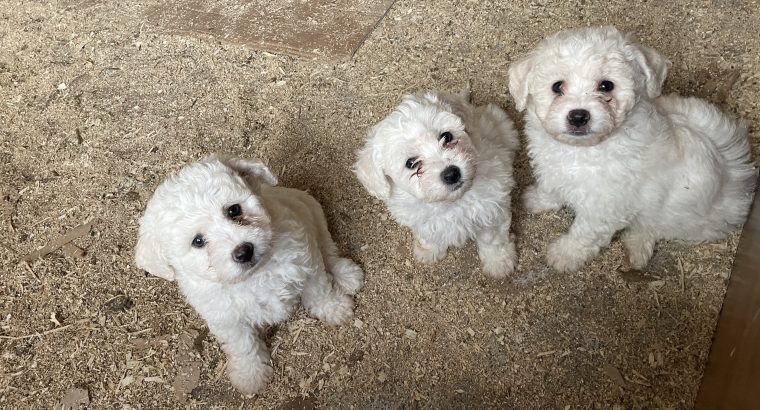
[408,160,424,180]
[444,139,459,148]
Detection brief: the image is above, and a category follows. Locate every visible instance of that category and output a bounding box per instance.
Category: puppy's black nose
[567,109,590,127]
[441,165,461,185]
[232,242,255,263]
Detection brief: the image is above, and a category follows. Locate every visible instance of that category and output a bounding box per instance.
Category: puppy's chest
[240,279,301,323]
[530,140,639,201]
[391,173,509,242]
[225,268,304,325]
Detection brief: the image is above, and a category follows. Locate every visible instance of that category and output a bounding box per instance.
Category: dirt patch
[145,0,396,59]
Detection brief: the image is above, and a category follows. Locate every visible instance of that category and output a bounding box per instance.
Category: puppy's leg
[476,215,517,279]
[323,249,364,296]
[316,227,363,296]
[302,196,364,295]
[301,256,355,326]
[207,321,272,395]
[547,212,625,273]
[522,184,562,214]
[622,226,656,270]
[413,236,447,264]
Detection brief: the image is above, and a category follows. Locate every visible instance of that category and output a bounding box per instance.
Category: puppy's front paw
[522,185,561,214]
[623,232,656,270]
[479,242,517,279]
[413,239,446,264]
[330,258,364,295]
[228,358,273,396]
[310,294,355,327]
[546,236,595,273]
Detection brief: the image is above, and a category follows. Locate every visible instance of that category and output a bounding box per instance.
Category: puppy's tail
[709,113,758,228]
[662,95,757,230]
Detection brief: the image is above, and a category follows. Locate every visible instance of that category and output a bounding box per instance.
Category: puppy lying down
[135,155,363,395]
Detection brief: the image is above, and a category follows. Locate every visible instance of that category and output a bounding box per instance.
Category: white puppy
[508,26,757,273]
[134,155,363,395]
[354,89,519,279]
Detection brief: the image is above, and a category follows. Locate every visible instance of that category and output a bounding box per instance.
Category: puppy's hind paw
[330,258,364,295]
[522,185,562,214]
[228,359,273,396]
[309,294,355,327]
[546,236,596,273]
[413,239,446,264]
[624,233,656,270]
[480,242,517,280]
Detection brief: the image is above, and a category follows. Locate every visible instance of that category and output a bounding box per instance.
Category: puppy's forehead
[533,45,632,85]
[543,26,626,49]
[536,27,630,65]
[153,163,257,210]
[394,102,463,134]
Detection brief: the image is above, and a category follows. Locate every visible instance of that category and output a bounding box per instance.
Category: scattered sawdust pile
[1,0,759,409]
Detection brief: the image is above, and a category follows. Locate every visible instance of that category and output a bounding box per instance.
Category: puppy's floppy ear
[209,154,278,193]
[625,35,670,99]
[134,223,175,281]
[353,136,390,201]
[508,54,535,112]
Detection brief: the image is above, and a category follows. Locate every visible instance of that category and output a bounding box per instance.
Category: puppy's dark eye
[598,80,614,92]
[192,234,205,248]
[227,204,242,218]
[552,81,563,94]
[440,131,454,144]
[405,157,420,169]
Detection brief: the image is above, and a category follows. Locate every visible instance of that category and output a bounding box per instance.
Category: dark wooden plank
[695,189,760,409]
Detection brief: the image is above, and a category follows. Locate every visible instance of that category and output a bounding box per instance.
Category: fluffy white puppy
[508,26,757,273]
[134,155,363,395]
[354,89,519,278]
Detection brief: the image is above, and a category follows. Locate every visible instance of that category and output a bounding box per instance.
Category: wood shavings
[172,330,201,404]
[61,242,86,258]
[53,387,90,410]
[0,324,73,341]
[280,396,318,410]
[602,363,627,389]
[537,350,557,358]
[2,0,754,408]
[22,219,94,262]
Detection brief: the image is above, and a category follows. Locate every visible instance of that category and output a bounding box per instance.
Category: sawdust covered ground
[2,0,759,408]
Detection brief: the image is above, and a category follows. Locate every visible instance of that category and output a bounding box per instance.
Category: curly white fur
[508,26,757,272]
[354,89,519,278]
[134,155,363,395]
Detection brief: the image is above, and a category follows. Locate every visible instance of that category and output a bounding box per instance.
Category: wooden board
[146,0,396,60]
[695,189,760,409]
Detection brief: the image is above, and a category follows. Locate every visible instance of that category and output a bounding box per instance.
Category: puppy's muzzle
[441,165,463,190]
[441,165,462,184]
[567,109,590,134]
[232,242,255,264]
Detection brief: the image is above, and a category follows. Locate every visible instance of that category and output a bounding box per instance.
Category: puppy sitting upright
[354,89,519,279]
[135,155,363,395]
[508,26,757,273]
